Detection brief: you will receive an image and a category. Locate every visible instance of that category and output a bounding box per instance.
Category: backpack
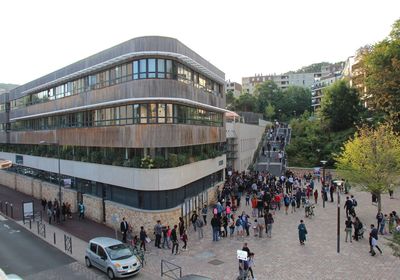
[196,218,204,228]
[353,199,358,207]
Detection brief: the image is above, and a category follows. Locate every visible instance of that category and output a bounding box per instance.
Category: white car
[85,237,141,279]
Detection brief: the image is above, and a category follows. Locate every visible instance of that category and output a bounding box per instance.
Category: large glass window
[140,104,148,123]
[157,104,166,123]
[133,61,139,80]
[12,57,223,110]
[133,104,140,124]
[157,59,165,78]
[148,59,156,78]
[139,59,147,79]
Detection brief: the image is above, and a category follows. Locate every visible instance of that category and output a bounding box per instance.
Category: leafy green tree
[363,19,400,128]
[276,86,311,119]
[254,81,281,114]
[226,90,235,110]
[234,92,258,112]
[264,102,275,121]
[319,80,363,132]
[335,123,400,212]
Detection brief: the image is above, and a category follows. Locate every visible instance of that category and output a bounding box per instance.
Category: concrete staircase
[255,126,291,176]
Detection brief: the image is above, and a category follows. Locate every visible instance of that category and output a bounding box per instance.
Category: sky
[0,0,399,85]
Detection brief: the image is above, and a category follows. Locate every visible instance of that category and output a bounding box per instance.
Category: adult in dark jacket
[298,220,307,245]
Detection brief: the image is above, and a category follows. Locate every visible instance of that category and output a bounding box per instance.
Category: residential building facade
[0,36,226,231]
[311,72,342,111]
[225,81,242,98]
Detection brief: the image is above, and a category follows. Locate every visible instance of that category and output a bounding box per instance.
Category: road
[0,214,107,280]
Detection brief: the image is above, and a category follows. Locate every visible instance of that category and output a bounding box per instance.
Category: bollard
[29,219,32,229]
[10,204,13,219]
[0,201,2,212]
[54,232,56,244]
[37,221,40,234]
[5,202,8,216]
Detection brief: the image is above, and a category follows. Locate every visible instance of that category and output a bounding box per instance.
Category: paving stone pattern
[142,182,400,280]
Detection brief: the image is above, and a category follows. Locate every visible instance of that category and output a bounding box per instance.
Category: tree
[319,80,363,132]
[335,123,400,212]
[234,92,257,112]
[276,86,311,119]
[254,81,281,115]
[264,102,275,121]
[226,90,235,110]
[363,19,400,128]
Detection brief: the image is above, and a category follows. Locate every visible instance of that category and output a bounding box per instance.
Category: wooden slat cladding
[10,79,225,120]
[9,124,226,148]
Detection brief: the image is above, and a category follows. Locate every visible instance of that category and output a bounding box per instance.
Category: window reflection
[11,57,223,110]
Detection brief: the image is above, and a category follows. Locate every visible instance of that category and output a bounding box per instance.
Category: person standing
[47,206,53,224]
[171,225,179,255]
[298,220,308,245]
[190,211,198,232]
[379,214,387,235]
[196,216,204,239]
[162,225,171,249]
[201,205,208,225]
[178,217,185,238]
[211,214,219,241]
[345,217,353,243]
[376,211,384,231]
[139,226,147,252]
[265,213,274,238]
[154,220,162,248]
[120,217,129,243]
[181,230,188,250]
[313,189,318,204]
[78,201,85,220]
[353,217,362,241]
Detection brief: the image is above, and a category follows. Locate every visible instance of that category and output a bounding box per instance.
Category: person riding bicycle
[304,199,313,217]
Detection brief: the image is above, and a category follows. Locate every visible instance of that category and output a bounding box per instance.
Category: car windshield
[105,244,133,260]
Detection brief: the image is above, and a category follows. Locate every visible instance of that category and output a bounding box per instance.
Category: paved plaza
[2,181,400,279]
[142,182,400,280]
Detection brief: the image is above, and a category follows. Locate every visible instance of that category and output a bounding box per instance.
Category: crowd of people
[41,198,73,224]
[114,165,398,279]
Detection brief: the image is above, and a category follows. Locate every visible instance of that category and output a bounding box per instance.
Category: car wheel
[107,268,115,280]
[85,257,91,268]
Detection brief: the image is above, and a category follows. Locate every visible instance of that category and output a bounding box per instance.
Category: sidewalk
[0,184,162,280]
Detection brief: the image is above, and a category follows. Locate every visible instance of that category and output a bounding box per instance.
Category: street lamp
[334,180,344,254]
[39,140,61,206]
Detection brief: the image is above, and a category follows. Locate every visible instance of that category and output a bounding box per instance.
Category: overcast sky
[0,0,399,85]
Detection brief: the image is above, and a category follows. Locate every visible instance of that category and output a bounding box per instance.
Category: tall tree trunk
[377,192,382,213]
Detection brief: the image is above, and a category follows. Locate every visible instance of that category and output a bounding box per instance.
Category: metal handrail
[161,259,182,279]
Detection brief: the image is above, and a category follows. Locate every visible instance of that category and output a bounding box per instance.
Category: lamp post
[320,160,327,208]
[334,180,344,254]
[40,140,61,205]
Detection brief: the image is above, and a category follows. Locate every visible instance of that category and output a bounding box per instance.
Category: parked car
[85,237,141,279]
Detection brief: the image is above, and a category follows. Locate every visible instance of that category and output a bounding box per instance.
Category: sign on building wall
[16,155,23,164]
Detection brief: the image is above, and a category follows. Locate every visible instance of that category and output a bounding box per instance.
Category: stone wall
[0,170,16,189]
[15,175,33,196]
[32,179,42,199]
[105,200,181,238]
[83,194,103,223]
[288,167,337,179]
[41,181,60,203]
[63,187,77,212]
